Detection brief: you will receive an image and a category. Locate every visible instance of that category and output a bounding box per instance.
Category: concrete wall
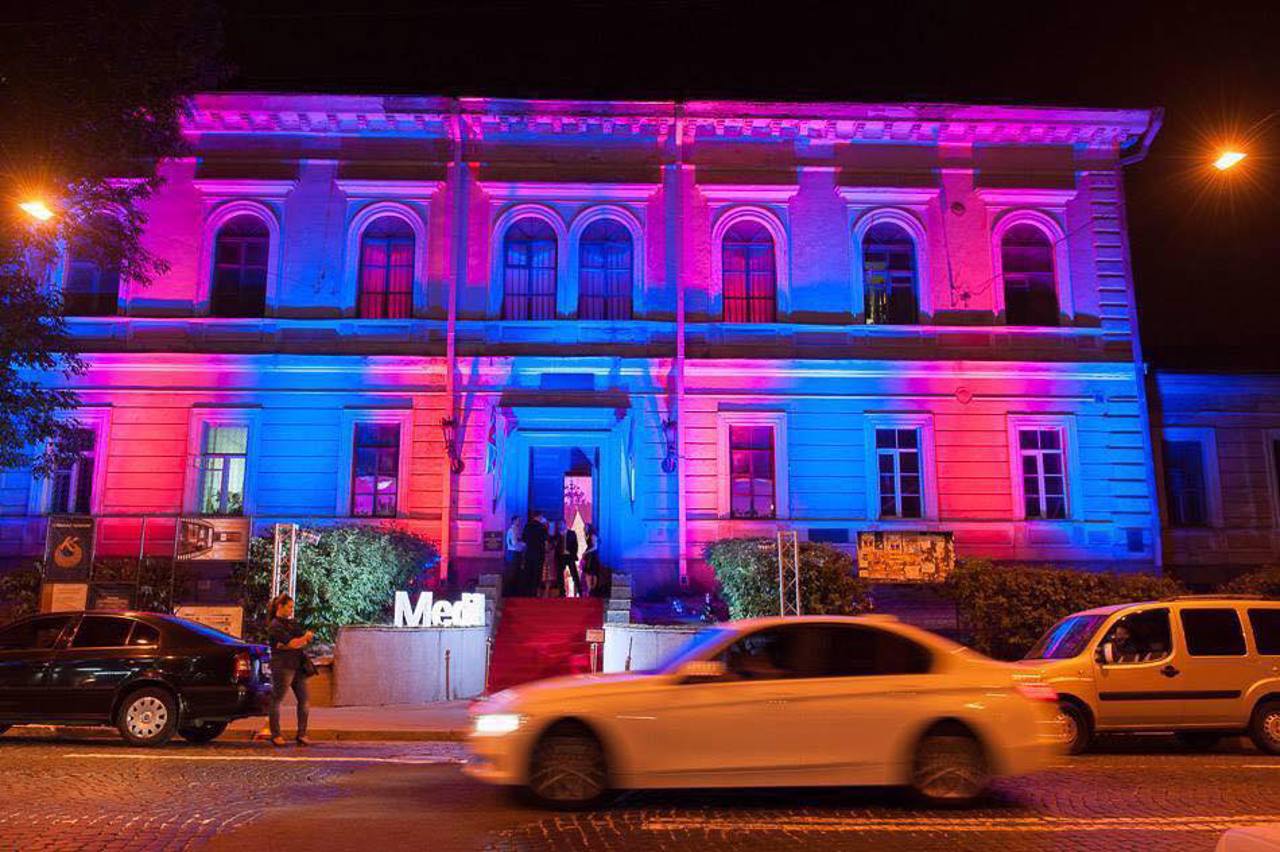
[332,625,487,705]
[602,623,704,673]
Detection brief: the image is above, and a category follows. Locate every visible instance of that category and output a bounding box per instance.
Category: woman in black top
[266,593,314,747]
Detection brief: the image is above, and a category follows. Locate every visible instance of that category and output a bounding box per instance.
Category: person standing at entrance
[504,516,524,593]
[562,523,581,597]
[266,593,314,747]
[546,520,565,597]
[581,523,601,597]
[520,512,549,597]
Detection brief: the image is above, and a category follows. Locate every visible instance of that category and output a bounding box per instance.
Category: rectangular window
[352,422,400,517]
[1163,440,1207,527]
[875,428,923,519]
[198,425,248,515]
[1248,609,1280,656]
[1180,608,1247,657]
[729,425,775,519]
[1019,428,1068,519]
[50,428,96,515]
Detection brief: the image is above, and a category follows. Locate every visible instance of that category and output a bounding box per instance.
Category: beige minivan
[1024,596,1280,754]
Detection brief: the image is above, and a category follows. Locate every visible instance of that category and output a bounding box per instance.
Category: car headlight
[473,713,523,736]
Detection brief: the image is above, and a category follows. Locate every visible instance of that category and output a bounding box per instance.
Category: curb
[6,726,468,744]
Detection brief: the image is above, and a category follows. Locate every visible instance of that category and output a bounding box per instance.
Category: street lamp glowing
[1213,150,1247,171]
[19,200,55,221]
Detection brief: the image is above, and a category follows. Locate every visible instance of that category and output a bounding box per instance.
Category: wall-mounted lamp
[440,417,464,474]
[661,418,678,473]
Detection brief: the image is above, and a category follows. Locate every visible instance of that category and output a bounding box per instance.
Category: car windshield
[650,628,733,674]
[1025,614,1109,660]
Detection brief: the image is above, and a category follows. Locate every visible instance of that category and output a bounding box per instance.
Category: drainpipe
[440,104,465,584]
[673,104,689,587]
[1115,109,1164,571]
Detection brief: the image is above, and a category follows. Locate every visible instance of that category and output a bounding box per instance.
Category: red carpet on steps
[487,598,605,692]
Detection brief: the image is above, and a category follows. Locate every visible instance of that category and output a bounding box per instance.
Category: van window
[1248,609,1280,656]
[1180,609,1247,656]
[1026,613,1108,660]
[1096,609,1172,664]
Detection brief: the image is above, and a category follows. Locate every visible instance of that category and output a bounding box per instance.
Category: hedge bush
[0,567,40,624]
[1221,566,1280,598]
[232,525,438,642]
[943,560,1183,660]
[705,537,871,619]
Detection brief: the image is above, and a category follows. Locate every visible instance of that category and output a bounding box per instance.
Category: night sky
[218,0,1279,370]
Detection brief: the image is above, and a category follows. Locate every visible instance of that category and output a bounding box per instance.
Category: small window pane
[1180,609,1247,656]
[70,616,135,648]
[0,616,73,650]
[130,623,160,646]
[1002,223,1058,327]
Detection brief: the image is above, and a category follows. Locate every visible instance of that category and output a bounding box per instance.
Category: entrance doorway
[528,447,596,530]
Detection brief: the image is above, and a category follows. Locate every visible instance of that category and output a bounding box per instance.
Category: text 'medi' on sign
[393,591,486,628]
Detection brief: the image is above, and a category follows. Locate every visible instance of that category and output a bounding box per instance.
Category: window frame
[488,204,569,320]
[852,208,930,325]
[988,207,1074,326]
[708,205,791,323]
[336,409,414,519]
[197,198,283,318]
[1179,607,1248,658]
[716,410,789,521]
[569,207,643,321]
[60,215,125,317]
[30,408,112,517]
[184,408,260,517]
[342,199,431,319]
[1006,414,1081,522]
[863,413,939,523]
[1160,427,1223,529]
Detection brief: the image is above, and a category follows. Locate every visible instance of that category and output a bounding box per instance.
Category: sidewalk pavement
[226,701,473,741]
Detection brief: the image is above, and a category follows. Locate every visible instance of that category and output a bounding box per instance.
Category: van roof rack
[1162,594,1267,601]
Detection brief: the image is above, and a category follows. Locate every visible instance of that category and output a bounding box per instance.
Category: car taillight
[1016,682,1058,702]
[233,651,253,683]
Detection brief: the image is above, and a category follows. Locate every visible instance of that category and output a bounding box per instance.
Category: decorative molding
[477,181,659,203]
[192,179,297,199]
[837,186,939,209]
[336,179,443,201]
[975,187,1079,210]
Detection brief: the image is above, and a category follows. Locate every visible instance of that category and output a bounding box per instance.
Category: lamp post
[18,200,55,222]
[1211,109,1280,171]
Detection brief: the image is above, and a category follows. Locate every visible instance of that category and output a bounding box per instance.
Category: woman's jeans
[269,667,310,738]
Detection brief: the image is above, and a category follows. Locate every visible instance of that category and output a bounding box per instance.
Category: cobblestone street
[2,734,1278,851]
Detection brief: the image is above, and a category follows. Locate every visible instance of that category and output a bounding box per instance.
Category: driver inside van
[1100,623,1140,664]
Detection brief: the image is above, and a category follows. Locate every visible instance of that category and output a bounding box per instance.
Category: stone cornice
[186,93,1157,150]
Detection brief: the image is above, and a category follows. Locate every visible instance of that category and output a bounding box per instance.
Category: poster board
[482,530,504,552]
[41,582,89,613]
[175,605,245,639]
[44,516,95,581]
[175,517,251,561]
[856,531,955,581]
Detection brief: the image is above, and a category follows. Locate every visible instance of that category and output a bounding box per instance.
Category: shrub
[0,567,41,624]
[943,560,1183,660]
[232,525,438,643]
[705,537,871,620]
[1221,567,1280,598]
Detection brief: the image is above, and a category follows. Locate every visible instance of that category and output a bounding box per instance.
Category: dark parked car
[0,610,270,746]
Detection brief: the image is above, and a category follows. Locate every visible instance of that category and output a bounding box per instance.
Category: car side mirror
[676,659,727,683]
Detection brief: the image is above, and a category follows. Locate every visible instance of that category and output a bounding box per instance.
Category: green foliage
[704,537,872,619]
[943,560,1184,660]
[1221,567,1280,598]
[0,568,41,624]
[233,525,439,643]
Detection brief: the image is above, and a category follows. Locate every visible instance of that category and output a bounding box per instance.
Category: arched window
[211,214,270,317]
[862,221,919,325]
[502,217,557,320]
[578,218,633,320]
[63,217,122,316]
[358,216,414,319]
[722,220,776,323]
[1001,223,1059,326]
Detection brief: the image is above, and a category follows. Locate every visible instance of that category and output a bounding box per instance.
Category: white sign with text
[393,591,486,628]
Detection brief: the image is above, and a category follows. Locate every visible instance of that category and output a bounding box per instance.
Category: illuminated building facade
[3,94,1183,594]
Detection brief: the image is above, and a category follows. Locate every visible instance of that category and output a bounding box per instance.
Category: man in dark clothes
[562,524,580,596]
[520,512,549,596]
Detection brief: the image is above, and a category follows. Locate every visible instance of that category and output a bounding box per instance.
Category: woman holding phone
[266,593,315,747]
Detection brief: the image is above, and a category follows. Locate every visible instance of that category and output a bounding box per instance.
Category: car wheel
[910,727,990,806]
[1057,701,1093,755]
[1174,731,1222,752]
[116,688,177,747]
[178,720,229,744]
[527,722,609,809]
[1250,701,1280,755]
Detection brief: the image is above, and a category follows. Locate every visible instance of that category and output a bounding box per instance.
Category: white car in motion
[467,615,1063,808]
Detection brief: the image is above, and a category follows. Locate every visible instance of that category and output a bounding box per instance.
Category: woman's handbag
[300,654,319,678]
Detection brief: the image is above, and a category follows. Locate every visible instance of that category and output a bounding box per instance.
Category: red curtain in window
[722,222,776,323]
[359,233,414,319]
